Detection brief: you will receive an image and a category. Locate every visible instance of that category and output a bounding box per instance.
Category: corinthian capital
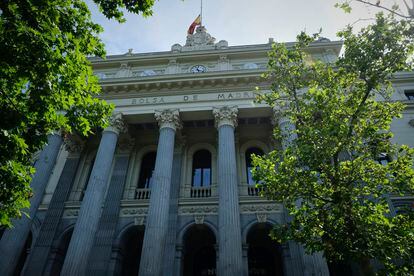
[154,109,182,130]
[213,106,238,128]
[105,112,127,135]
[63,133,85,154]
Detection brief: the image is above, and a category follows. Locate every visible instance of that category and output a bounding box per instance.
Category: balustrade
[191,186,211,198]
[135,188,151,200]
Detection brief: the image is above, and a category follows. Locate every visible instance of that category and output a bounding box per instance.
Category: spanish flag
[187,15,201,35]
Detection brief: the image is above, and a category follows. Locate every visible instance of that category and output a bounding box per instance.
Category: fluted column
[60,113,126,276]
[273,103,329,276]
[139,109,182,276]
[0,133,63,276]
[213,106,243,276]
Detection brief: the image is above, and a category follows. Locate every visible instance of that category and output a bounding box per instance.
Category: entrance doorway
[118,225,145,276]
[183,224,216,276]
[247,223,284,276]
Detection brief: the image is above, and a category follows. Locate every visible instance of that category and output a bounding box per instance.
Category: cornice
[99,69,269,98]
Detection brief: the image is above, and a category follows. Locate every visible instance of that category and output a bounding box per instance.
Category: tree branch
[353,0,412,19]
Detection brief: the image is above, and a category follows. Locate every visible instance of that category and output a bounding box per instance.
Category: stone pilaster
[60,113,126,276]
[23,134,84,276]
[273,103,329,276]
[139,109,181,276]
[0,133,63,276]
[213,106,243,276]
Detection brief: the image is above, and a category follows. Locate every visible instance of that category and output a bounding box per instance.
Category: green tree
[0,0,155,227]
[253,13,414,274]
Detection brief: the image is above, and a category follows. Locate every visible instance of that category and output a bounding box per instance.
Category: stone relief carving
[115,63,133,78]
[185,26,216,47]
[179,206,218,215]
[212,105,238,128]
[134,216,146,226]
[121,207,148,216]
[240,203,281,214]
[194,215,205,224]
[256,213,268,223]
[63,133,85,154]
[154,109,182,130]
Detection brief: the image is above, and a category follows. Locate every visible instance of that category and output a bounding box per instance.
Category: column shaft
[139,127,176,276]
[217,125,243,275]
[0,134,62,276]
[60,130,119,275]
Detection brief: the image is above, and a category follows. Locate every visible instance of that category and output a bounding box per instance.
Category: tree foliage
[254,13,414,274]
[0,0,155,227]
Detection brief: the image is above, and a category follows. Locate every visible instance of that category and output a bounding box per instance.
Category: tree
[253,13,414,274]
[0,0,155,227]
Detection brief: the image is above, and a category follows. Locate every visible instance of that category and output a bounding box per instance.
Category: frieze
[179,206,218,215]
[120,207,148,217]
[240,203,281,214]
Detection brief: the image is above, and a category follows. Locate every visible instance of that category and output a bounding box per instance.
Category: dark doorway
[119,225,145,276]
[49,227,73,275]
[14,231,33,276]
[183,224,216,276]
[247,223,284,276]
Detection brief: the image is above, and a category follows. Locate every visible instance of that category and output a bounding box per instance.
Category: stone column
[23,134,84,276]
[139,109,182,276]
[273,103,329,276]
[60,113,126,276]
[0,133,63,276]
[213,106,243,276]
[86,136,134,274]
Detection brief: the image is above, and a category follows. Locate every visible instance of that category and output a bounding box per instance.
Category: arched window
[192,150,212,187]
[138,152,156,189]
[246,147,264,185]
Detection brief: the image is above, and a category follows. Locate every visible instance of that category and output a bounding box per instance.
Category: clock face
[190,65,207,73]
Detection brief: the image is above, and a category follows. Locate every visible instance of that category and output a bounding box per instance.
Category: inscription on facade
[129,91,258,106]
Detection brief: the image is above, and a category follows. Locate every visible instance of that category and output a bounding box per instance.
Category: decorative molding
[194,214,205,224]
[120,207,148,217]
[240,203,281,214]
[63,209,79,218]
[154,109,182,130]
[256,213,268,223]
[212,105,238,128]
[178,206,218,215]
[134,216,146,226]
[117,135,135,153]
[63,133,85,154]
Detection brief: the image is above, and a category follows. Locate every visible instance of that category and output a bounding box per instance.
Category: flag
[187,15,201,35]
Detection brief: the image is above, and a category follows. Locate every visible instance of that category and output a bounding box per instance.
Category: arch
[184,143,217,196]
[246,222,284,276]
[124,145,157,199]
[49,225,75,276]
[239,141,268,187]
[242,218,279,244]
[112,223,145,276]
[182,223,217,276]
[178,220,218,245]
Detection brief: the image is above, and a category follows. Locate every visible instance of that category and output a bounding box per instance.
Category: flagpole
[200,0,203,26]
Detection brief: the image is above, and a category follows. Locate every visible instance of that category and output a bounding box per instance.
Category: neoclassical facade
[1,27,413,276]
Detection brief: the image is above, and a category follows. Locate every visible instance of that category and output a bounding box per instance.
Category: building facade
[1,27,413,276]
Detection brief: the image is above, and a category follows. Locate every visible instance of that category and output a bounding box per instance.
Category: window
[404,90,414,100]
[137,152,156,189]
[246,147,264,185]
[192,150,212,187]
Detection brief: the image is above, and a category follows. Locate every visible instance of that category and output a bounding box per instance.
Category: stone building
[0,27,413,276]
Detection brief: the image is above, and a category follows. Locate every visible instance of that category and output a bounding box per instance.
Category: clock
[190,65,207,73]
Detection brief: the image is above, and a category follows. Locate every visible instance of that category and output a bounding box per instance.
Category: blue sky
[86,0,408,55]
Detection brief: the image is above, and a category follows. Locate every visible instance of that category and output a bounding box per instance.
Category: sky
[86,0,410,55]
